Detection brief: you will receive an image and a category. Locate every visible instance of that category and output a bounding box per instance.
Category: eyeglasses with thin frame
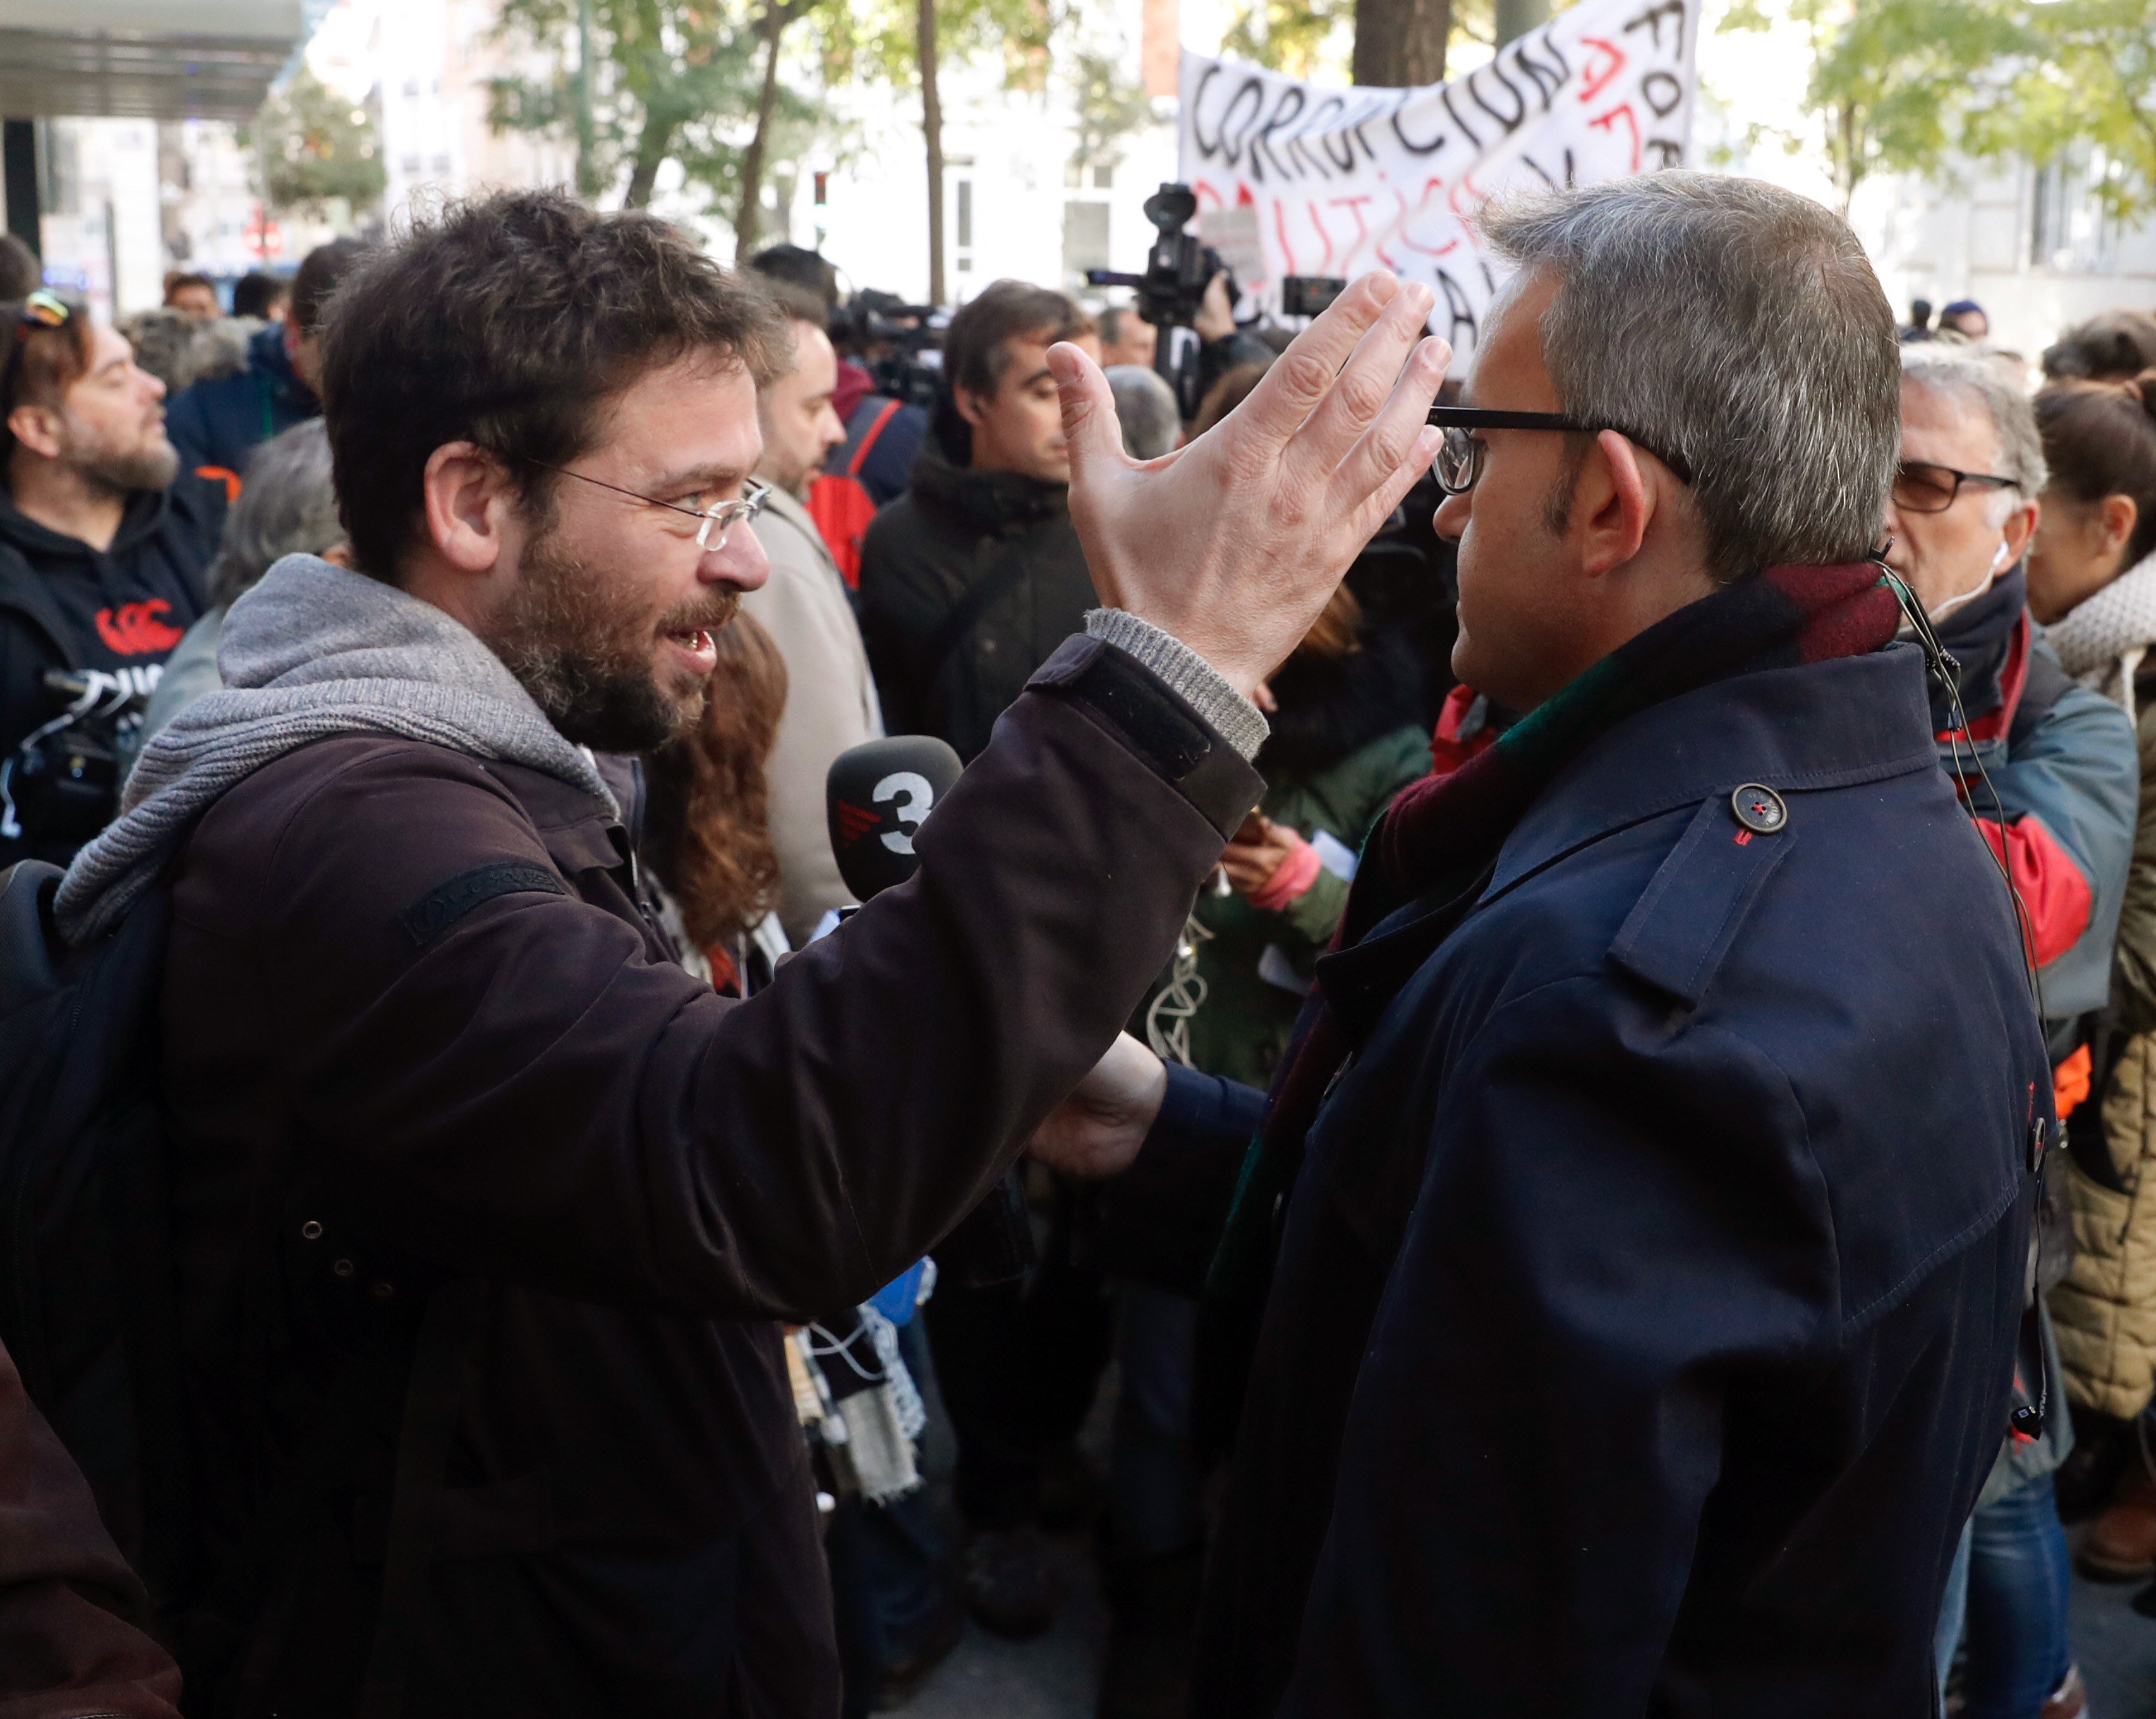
[524,459,772,551]
[1891,461,2018,516]
[1426,405,1696,497]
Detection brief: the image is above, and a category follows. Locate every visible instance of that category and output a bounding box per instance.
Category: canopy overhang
[0,0,306,121]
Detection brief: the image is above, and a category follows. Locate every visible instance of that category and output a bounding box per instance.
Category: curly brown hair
[643,610,790,952]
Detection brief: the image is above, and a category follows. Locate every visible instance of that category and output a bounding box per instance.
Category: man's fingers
[1344,422,1444,549]
[1290,284,1438,483]
[1328,336,1450,513]
[1216,272,1402,456]
[1048,341,1125,491]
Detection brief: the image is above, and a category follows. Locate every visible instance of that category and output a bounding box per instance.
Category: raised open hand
[1050,273,1448,696]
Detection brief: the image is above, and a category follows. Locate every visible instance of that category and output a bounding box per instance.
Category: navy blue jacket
[1181,643,2049,1716]
[163,325,318,479]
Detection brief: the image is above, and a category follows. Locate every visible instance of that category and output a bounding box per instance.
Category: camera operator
[51,189,1444,1714]
[0,289,221,869]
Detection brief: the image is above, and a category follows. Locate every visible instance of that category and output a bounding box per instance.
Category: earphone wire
[1878,562,2044,1015]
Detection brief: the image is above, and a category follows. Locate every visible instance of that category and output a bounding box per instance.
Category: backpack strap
[919,535,1045,695]
[847,399,904,479]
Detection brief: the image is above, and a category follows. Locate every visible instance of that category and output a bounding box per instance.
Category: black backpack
[0,856,476,1716]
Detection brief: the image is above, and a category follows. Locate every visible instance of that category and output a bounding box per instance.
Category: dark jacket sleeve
[1279,974,1837,1716]
[200,635,1261,1324]
[1096,1062,1267,1296]
[0,1337,181,1719]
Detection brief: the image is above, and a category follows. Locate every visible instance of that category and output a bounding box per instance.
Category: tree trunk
[623,118,673,208]
[735,6,789,258]
[1352,0,1449,88]
[919,0,945,305]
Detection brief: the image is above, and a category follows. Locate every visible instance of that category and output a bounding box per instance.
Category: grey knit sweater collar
[56,553,617,944]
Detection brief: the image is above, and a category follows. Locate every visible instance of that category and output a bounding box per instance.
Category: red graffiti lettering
[1390,183,1462,261]
[1578,37,1628,103]
[95,598,183,656]
[1273,199,1302,276]
[1589,102,1642,172]
[1329,195,1374,274]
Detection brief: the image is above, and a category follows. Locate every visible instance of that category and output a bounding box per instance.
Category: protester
[2044,310,2156,384]
[139,417,344,740]
[2025,372,2156,1589]
[0,1332,181,1718]
[44,187,1439,1713]
[738,282,885,944]
[228,270,288,324]
[0,289,219,870]
[1105,363,1178,460]
[116,306,250,397]
[859,279,1094,760]
[1887,346,2136,1719]
[1035,171,2060,1713]
[163,237,366,481]
[1942,298,1992,340]
[161,271,219,321]
[1099,304,1158,373]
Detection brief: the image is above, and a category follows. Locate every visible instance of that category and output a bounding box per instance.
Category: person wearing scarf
[2026,372,2156,1602]
[1033,174,2056,1716]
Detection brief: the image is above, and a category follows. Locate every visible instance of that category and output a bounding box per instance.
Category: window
[955,178,972,250]
[1093,163,1113,189]
[1063,200,1111,292]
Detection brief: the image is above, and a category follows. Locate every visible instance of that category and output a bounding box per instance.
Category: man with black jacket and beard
[0,290,219,868]
[858,279,1096,762]
[49,190,1449,1715]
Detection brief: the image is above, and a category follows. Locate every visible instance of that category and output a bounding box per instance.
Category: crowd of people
[8,172,2156,1719]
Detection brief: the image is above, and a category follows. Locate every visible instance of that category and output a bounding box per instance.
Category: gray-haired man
[1038,173,2059,1713]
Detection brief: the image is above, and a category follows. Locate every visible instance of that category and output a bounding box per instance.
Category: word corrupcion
[1177,0,1700,370]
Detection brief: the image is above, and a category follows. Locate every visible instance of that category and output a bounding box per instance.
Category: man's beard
[488,528,739,755]
[60,416,179,496]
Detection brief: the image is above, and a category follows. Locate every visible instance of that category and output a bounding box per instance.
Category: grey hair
[1898,346,2047,513]
[1105,363,1181,461]
[205,418,344,607]
[1479,172,1901,583]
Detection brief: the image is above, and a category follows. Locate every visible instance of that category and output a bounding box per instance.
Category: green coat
[1144,724,1431,1088]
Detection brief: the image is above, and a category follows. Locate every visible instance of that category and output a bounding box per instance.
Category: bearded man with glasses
[37,188,1448,1715]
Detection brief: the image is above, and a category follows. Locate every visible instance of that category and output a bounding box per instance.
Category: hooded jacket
[0,477,220,868]
[64,556,1264,1716]
[856,445,1096,760]
[162,324,318,481]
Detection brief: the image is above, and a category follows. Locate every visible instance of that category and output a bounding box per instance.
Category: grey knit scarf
[56,553,617,944]
[2044,549,2156,721]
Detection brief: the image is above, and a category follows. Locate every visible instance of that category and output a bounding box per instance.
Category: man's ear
[953,385,990,431]
[420,442,518,575]
[6,403,61,461]
[1575,429,1652,578]
[2100,492,2140,561]
[2001,495,2040,568]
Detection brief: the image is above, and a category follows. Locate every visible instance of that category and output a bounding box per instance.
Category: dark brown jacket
[157,635,1259,1716]
[0,1333,180,1719]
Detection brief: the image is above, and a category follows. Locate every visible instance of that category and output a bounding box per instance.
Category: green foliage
[812,0,1056,100]
[246,68,386,216]
[1969,0,2156,219]
[1069,45,1151,169]
[1724,0,2156,217]
[1217,0,1491,79]
[489,0,825,210]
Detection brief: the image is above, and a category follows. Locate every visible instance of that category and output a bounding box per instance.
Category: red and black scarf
[1205,561,1902,1303]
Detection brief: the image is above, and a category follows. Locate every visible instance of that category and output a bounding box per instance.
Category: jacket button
[1730,784,1788,834]
[300,1220,323,1241]
[372,1281,396,1301]
[332,1258,355,1279]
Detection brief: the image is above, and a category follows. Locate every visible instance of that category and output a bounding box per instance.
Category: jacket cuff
[1094,1063,1268,1298]
[1027,635,1266,841]
[1083,609,1268,762]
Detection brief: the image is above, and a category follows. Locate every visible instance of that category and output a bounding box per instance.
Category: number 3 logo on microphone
[875,771,935,854]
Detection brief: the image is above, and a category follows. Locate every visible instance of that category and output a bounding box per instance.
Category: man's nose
[1434,491,1469,543]
[704,523,770,593]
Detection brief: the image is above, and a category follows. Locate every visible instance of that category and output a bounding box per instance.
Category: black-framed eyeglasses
[1426,405,1695,497]
[523,459,772,551]
[1891,461,2018,516]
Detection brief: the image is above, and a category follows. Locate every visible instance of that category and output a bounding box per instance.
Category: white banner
[1177,0,1700,371]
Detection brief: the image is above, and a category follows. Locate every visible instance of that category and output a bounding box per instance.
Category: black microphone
[825,735,1031,1287]
[826,735,964,902]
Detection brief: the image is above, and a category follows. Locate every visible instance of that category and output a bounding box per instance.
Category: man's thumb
[1047,341,1120,485]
